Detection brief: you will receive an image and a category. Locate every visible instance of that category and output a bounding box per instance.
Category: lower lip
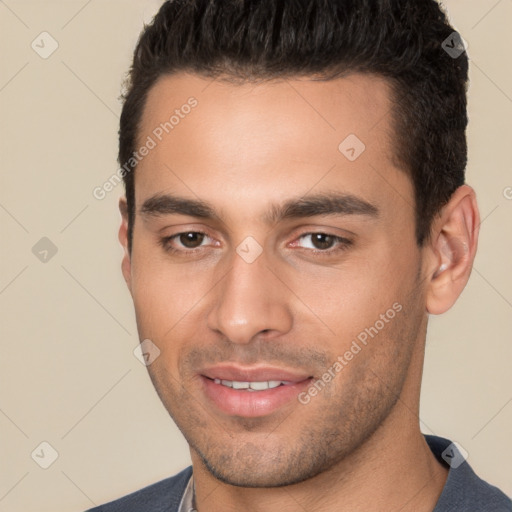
[200,376,312,418]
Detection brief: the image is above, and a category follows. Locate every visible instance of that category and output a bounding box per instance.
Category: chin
[192,441,330,488]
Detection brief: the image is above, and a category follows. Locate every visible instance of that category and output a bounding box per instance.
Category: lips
[201,365,310,383]
[199,364,313,417]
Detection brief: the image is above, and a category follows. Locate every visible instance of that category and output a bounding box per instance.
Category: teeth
[232,381,249,389]
[249,381,270,391]
[213,379,291,390]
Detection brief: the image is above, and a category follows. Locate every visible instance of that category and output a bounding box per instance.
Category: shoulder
[425,435,512,512]
[84,466,193,512]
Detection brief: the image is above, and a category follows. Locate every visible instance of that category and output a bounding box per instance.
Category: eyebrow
[140,192,379,225]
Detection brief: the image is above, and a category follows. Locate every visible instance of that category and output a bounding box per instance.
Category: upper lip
[200,364,312,383]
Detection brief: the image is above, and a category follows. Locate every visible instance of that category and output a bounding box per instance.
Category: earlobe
[426,185,480,315]
[118,197,132,292]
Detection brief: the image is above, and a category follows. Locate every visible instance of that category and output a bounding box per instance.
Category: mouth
[199,365,313,418]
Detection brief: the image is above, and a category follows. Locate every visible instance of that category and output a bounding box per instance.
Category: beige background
[0,1,511,510]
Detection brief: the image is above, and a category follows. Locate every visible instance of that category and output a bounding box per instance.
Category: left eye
[294,233,351,252]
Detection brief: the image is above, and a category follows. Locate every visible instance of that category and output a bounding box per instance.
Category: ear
[118,197,132,293]
[425,185,480,315]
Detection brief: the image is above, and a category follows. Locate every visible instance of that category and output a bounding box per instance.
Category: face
[122,72,429,487]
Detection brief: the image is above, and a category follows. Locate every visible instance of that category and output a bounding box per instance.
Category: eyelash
[160,231,352,257]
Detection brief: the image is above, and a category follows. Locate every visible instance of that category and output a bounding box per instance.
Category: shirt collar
[177,473,195,512]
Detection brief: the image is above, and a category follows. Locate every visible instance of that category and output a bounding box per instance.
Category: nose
[206,248,293,345]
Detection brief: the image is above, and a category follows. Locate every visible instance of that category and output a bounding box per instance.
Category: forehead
[139,72,396,151]
[135,72,412,223]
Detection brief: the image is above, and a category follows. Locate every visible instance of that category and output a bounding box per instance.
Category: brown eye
[310,233,336,250]
[179,232,205,248]
[293,232,352,255]
[160,231,212,254]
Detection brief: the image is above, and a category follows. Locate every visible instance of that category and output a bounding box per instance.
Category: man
[87,0,512,510]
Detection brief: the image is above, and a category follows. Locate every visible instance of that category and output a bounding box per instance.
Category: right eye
[160,231,214,254]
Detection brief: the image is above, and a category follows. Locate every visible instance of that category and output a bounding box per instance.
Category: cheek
[315,283,421,411]
[288,246,411,338]
[130,246,213,342]
[131,264,207,386]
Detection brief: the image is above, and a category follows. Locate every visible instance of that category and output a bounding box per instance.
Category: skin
[118,72,480,512]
